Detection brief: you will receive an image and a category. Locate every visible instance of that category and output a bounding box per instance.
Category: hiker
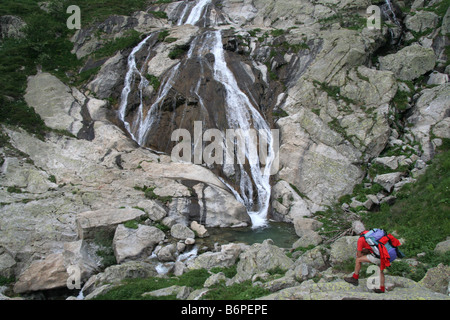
[344,229,402,293]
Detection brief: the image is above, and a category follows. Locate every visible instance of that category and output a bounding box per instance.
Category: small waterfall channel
[118,0,276,228]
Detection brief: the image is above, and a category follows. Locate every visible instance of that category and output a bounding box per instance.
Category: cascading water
[209,29,275,228]
[118,0,275,228]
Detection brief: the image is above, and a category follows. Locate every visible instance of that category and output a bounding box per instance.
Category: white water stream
[118,0,275,228]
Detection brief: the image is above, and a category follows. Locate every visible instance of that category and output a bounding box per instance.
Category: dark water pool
[197,221,299,249]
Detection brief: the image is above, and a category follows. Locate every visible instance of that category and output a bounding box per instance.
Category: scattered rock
[434,239,450,254]
[76,208,147,240]
[13,253,68,294]
[0,15,26,39]
[190,221,209,238]
[379,44,436,81]
[330,236,358,265]
[113,224,165,263]
[374,172,404,193]
[171,223,195,240]
[419,264,450,295]
[293,217,323,238]
[404,11,439,33]
[234,240,293,283]
[187,243,242,270]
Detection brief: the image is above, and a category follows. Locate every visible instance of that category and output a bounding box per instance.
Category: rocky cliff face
[0,0,449,299]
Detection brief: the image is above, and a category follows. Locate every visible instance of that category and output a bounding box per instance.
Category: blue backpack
[361,228,405,262]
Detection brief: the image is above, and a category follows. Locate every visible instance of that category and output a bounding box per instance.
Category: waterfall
[118,0,275,228]
[118,33,154,140]
[383,0,401,27]
[182,0,212,26]
[209,30,275,228]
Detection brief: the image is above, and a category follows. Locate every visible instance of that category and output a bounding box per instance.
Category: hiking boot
[344,276,359,286]
[372,289,385,294]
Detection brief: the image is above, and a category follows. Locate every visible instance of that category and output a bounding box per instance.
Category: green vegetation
[361,141,450,259]
[93,267,272,300]
[0,0,150,138]
[149,11,168,20]
[168,44,190,60]
[92,29,142,59]
[93,230,117,267]
[93,269,210,300]
[146,74,161,90]
[318,12,367,31]
[134,185,173,204]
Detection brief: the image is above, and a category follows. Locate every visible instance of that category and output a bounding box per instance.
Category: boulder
[292,230,323,249]
[293,217,323,238]
[171,223,195,240]
[407,84,450,161]
[190,221,209,238]
[204,272,227,288]
[13,253,68,294]
[24,72,85,136]
[434,239,450,254]
[187,243,242,270]
[419,263,450,295]
[62,240,101,282]
[330,236,358,265]
[258,276,450,300]
[442,5,450,35]
[157,243,177,262]
[373,156,399,170]
[271,180,312,222]
[193,183,252,228]
[233,240,293,282]
[379,44,436,81]
[373,172,404,193]
[113,224,165,263]
[142,285,192,300]
[294,246,330,271]
[82,261,158,297]
[0,15,26,39]
[0,249,16,279]
[404,11,439,33]
[76,208,147,240]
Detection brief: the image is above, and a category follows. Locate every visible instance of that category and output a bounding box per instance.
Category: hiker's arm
[356,250,363,258]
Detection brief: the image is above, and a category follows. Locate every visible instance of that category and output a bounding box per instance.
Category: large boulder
[379,44,436,81]
[13,253,68,294]
[171,223,195,240]
[82,261,158,298]
[193,183,252,228]
[419,264,450,295]
[187,243,242,270]
[233,240,293,282]
[0,15,26,39]
[258,276,450,300]
[76,208,147,240]
[329,236,358,265]
[407,84,450,162]
[24,72,85,136]
[404,11,439,33]
[113,224,166,263]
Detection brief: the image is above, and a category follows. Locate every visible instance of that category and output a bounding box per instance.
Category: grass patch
[146,74,161,91]
[92,29,142,59]
[202,280,270,300]
[0,0,150,137]
[93,269,210,300]
[361,142,450,259]
[168,44,190,60]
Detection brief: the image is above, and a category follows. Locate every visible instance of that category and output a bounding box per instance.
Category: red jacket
[360,231,402,271]
[378,234,402,271]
